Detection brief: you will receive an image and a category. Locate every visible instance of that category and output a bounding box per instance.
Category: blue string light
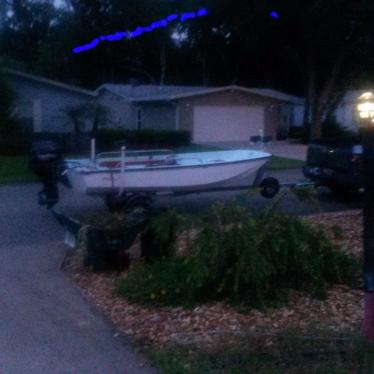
[72,8,209,54]
[270,11,280,19]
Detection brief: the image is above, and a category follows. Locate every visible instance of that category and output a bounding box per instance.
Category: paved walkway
[0,184,155,373]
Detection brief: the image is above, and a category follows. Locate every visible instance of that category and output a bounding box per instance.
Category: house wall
[177,90,284,140]
[97,93,177,131]
[8,75,92,133]
[292,105,305,128]
[140,102,176,131]
[95,89,134,129]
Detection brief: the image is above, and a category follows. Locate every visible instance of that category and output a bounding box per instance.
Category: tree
[0,65,19,139]
[264,0,374,140]
[0,0,58,68]
[62,103,108,134]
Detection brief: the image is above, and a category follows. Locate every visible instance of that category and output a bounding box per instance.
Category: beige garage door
[193,106,264,142]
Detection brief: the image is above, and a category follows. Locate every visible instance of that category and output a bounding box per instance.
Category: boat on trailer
[65,148,272,196]
[29,140,282,212]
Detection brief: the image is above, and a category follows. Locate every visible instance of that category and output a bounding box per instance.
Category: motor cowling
[29,141,63,209]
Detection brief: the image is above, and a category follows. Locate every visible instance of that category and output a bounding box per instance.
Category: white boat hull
[66,150,271,195]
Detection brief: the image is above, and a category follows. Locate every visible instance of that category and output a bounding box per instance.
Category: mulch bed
[65,210,364,346]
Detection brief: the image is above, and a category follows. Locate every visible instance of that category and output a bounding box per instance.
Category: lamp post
[356,92,374,341]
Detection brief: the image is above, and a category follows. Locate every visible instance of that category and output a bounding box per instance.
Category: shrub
[117,203,359,308]
[117,257,199,306]
[140,209,191,261]
[96,128,191,150]
[0,67,26,155]
[288,126,307,140]
[321,118,357,140]
[76,211,150,272]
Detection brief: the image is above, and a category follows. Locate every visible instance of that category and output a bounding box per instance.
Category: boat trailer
[29,141,313,213]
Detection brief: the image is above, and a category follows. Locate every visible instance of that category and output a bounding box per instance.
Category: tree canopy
[1,0,374,137]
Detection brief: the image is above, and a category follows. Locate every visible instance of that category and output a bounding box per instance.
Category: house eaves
[131,85,305,105]
[4,68,97,97]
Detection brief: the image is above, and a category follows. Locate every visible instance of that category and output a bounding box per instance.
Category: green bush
[141,209,191,261]
[117,203,359,308]
[96,128,191,150]
[117,257,199,306]
[288,126,308,140]
[321,118,357,140]
[0,67,26,155]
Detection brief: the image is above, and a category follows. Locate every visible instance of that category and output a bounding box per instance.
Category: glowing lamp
[357,92,374,124]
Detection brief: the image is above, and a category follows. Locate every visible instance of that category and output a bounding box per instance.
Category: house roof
[4,69,305,104]
[97,84,305,105]
[96,84,205,99]
[4,68,96,97]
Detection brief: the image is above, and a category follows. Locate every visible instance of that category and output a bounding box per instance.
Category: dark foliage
[117,203,360,308]
[96,129,191,150]
[321,119,357,140]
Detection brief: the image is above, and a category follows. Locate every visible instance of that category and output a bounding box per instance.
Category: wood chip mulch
[65,210,364,346]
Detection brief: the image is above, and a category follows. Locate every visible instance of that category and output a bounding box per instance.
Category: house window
[136,107,142,130]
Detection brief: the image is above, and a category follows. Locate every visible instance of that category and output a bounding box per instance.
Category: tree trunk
[305,47,317,141]
[160,44,166,86]
[309,46,346,140]
[202,53,209,86]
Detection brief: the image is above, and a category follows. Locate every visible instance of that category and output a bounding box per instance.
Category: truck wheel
[328,184,348,197]
[260,177,280,199]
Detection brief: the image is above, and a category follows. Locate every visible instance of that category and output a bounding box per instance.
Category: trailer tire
[105,194,126,212]
[260,177,280,199]
[105,194,153,216]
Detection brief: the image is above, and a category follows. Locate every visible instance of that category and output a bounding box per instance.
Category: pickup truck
[303,139,364,193]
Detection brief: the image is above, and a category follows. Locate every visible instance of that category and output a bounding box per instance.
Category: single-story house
[5,68,96,133]
[94,84,305,142]
[5,68,305,142]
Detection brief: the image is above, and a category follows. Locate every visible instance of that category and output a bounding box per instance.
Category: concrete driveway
[0,184,154,373]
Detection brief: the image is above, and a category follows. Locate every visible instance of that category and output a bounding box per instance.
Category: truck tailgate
[307,142,354,171]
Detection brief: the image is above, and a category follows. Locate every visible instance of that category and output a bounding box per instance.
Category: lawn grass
[176,146,305,171]
[174,144,224,153]
[0,156,36,184]
[145,332,374,373]
[0,148,303,185]
[267,156,305,170]
[75,144,305,171]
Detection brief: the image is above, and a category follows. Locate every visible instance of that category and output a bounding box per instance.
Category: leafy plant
[321,117,357,140]
[0,66,24,154]
[141,209,190,261]
[117,257,199,306]
[117,202,360,308]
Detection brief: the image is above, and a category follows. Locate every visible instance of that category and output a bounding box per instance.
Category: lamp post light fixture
[356,91,374,341]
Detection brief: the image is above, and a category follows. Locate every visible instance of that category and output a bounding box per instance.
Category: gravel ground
[66,210,364,347]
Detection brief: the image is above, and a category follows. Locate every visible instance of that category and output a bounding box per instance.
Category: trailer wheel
[105,194,153,216]
[105,194,126,212]
[260,177,280,199]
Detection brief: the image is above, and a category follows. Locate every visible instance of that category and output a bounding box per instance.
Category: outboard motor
[29,141,63,209]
